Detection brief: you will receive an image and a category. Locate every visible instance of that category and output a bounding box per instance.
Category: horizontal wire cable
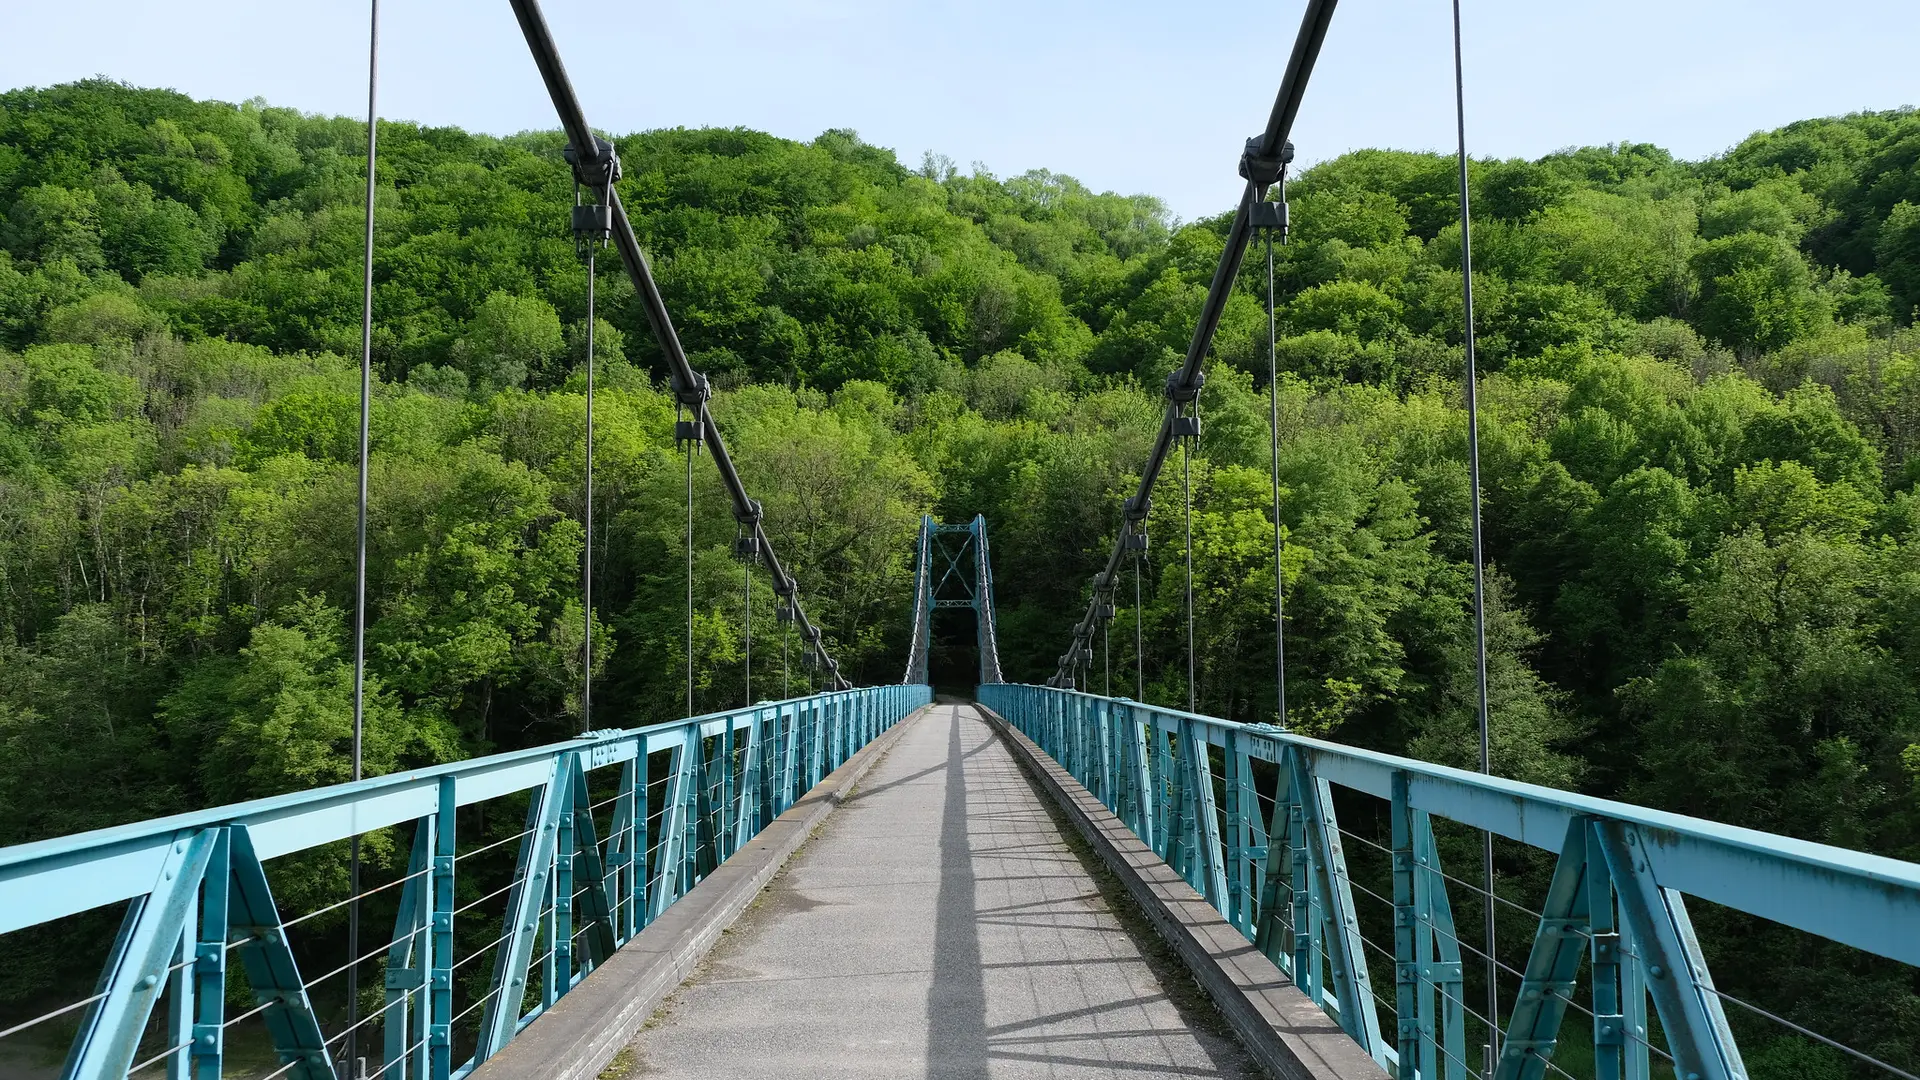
[221,996,277,1031]
[284,863,435,930]
[451,983,503,1026]
[1346,891,1677,1067]
[366,1033,430,1080]
[299,924,429,995]
[454,877,526,918]
[245,989,418,1080]
[1707,986,1919,1080]
[123,1037,194,1076]
[0,990,108,1041]
[456,827,538,864]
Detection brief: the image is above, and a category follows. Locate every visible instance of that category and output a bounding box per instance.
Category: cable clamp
[734,498,764,526]
[670,370,711,408]
[563,135,622,190]
[1164,368,1206,404]
[1237,136,1293,188]
[1123,495,1152,522]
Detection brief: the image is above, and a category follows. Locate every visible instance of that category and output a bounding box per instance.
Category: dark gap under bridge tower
[902,515,1003,689]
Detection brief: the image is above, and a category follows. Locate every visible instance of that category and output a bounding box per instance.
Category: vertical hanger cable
[1449,0,1500,1060]
[345,0,380,1070]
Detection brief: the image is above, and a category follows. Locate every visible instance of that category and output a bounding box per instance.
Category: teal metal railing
[979,683,1920,1080]
[0,684,931,1080]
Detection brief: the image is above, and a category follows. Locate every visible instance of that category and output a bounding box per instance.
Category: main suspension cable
[1450,0,1499,1063]
[346,0,380,1067]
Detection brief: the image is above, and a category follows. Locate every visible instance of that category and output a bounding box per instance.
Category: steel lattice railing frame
[0,684,931,1080]
[978,683,1920,1080]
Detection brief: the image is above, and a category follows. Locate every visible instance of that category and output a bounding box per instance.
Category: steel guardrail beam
[983,684,1920,968]
[0,691,920,935]
[983,683,1920,1079]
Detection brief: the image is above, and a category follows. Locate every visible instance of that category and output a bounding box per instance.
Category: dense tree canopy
[2,81,1919,1073]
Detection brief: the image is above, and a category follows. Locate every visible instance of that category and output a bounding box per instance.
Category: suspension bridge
[2,1,1919,1079]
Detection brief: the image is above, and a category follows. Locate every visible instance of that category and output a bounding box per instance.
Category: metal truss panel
[475,758,569,1064]
[226,826,339,1080]
[63,830,216,1080]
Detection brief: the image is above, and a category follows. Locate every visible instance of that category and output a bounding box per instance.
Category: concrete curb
[470,703,935,1080]
[979,705,1387,1080]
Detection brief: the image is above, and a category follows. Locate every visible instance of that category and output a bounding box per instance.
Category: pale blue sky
[5,1,1915,221]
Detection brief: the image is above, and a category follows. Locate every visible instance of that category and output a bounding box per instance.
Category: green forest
[3,79,1920,1072]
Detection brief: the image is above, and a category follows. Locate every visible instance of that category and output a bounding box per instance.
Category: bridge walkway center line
[619,702,1257,1079]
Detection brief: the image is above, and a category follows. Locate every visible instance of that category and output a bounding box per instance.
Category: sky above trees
[4,0,1916,221]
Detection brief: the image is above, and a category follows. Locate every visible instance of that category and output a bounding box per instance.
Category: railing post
[720,715,737,861]
[563,756,616,979]
[1289,755,1318,999]
[1293,748,1383,1062]
[693,726,717,878]
[1162,717,1188,873]
[191,828,231,1080]
[1592,822,1747,1080]
[1391,772,1419,1080]
[1224,726,1254,934]
[734,710,762,852]
[1183,716,1228,910]
[478,757,569,1063]
[1095,697,1115,809]
[166,875,195,1080]
[383,818,434,1079]
[550,783,574,1006]
[1587,820,1625,1080]
[1126,704,1154,849]
[1415,813,1467,1080]
[609,754,639,942]
[1254,742,1296,972]
[428,778,455,1080]
[653,733,695,919]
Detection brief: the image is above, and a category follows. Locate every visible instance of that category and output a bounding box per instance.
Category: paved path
[623,703,1256,1079]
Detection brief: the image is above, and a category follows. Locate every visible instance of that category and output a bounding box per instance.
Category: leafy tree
[1693,231,1829,355]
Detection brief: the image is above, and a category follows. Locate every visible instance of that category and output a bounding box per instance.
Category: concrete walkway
[622,703,1256,1079]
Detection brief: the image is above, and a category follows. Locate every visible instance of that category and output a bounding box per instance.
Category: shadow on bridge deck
[613,703,1257,1079]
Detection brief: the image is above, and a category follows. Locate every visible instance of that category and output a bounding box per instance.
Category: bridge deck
[618,702,1256,1078]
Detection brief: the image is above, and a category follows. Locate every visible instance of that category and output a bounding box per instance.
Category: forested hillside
[3,80,1920,1068]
